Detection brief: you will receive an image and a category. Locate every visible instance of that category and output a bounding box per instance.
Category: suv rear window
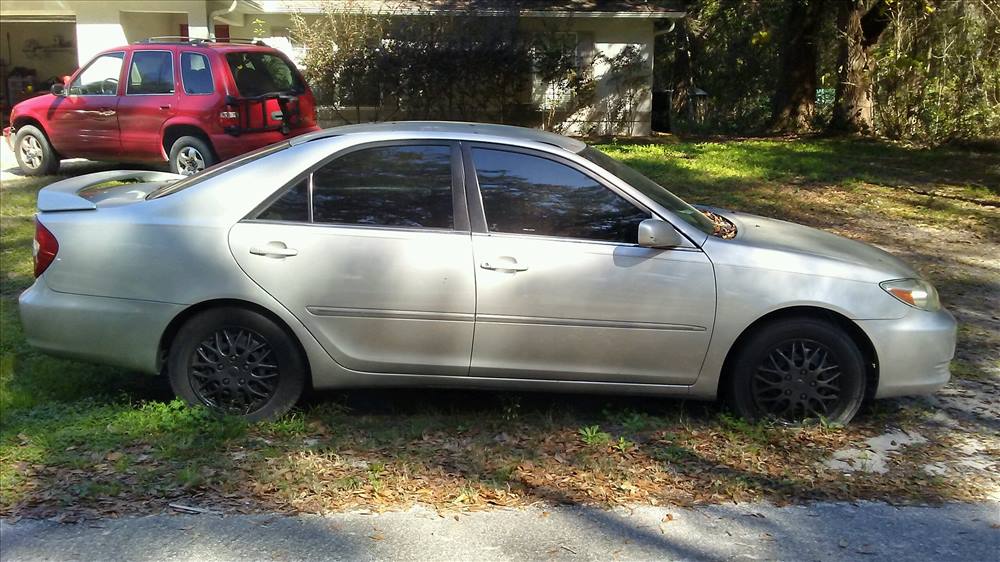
[226,52,303,97]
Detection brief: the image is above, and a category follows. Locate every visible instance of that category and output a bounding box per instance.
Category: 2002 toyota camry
[19,122,956,423]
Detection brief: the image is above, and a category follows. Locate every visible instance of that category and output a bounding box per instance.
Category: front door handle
[250,242,298,258]
[480,258,528,272]
[159,104,172,110]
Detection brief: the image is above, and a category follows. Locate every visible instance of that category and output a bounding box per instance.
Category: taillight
[33,218,58,278]
[219,106,240,130]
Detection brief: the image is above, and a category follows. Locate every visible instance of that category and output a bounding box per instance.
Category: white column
[72,4,127,65]
[187,1,210,38]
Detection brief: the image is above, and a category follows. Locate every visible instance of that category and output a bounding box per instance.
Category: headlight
[880,278,941,311]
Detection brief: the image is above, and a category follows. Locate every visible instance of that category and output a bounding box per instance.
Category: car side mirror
[50,83,66,96]
[638,218,684,249]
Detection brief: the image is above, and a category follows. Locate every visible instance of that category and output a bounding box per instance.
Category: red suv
[4,38,320,176]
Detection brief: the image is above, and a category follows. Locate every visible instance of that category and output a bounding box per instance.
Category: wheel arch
[11,115,59,154]
[158,298,312,383]
[718,306,879,402]
[161,122,217,161]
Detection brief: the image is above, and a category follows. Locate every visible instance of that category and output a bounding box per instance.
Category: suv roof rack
[134,36,267,46]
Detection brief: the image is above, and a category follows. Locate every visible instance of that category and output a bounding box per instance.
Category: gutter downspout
[209,0,240,39]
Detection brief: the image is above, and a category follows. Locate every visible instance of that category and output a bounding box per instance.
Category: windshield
[226,52,304,97]
[580,147,717,235]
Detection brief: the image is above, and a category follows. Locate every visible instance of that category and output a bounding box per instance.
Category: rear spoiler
[37,170,183,212]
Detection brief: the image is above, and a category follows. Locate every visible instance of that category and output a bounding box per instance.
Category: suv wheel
[14,125,60,176]
[168,136,216,176]
[167,307,306,421]
[727,318,866,425]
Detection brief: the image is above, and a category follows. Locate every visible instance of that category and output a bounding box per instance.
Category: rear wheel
[727,318,866,425]
[13,125,60,176]
[168,135,216,176]
[167,308,305,421]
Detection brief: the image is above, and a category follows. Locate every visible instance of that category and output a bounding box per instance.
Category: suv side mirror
[50,83,66,96]
[638,218,684,249]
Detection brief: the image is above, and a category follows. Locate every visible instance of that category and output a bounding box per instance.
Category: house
[0,1,684,135]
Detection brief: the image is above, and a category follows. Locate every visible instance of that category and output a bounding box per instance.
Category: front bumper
[18,280,184,374]
[209,125,321,161]
[857,308,957,398]
[3,126,13,149]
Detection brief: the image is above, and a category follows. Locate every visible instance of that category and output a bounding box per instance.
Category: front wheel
[167,308,306,421]
[13,125,60,176]
[727,318,866,425]
[168,136,216,176]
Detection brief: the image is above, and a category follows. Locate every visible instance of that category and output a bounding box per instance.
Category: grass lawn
[1,137,997,519]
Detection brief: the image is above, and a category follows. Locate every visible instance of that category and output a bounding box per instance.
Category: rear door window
[256,144,457,229]
[225,52,303,97]
[126,51,175,95]
[180,52,214,94]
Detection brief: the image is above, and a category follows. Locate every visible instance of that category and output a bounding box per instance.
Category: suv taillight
[33,218,58,278]
[219,106,240,130]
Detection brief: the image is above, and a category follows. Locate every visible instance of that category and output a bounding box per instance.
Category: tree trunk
[828,0,891,134]
[671,19,696,117]
[770,0,826,133]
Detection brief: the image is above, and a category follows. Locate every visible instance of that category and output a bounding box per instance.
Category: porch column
[73,5,126,65]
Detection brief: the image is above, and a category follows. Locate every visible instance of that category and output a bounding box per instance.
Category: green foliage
[578,425,611,447]
[873,0,1000,144]
[660,0,998,143]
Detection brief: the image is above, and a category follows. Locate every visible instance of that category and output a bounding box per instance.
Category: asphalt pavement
[2,501,998,561]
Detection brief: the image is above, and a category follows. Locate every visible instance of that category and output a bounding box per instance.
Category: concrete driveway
[2,501,998,562]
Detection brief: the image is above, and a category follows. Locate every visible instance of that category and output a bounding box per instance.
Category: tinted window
[70,52,124,95]
[226,52,303,96]
[181,52,214,94]
[259,178,308,222]
[473,148,648,243]
[312,145,454,229]
[127,51,174,95]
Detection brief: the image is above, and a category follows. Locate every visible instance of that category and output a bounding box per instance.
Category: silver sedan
[19,122,956,423]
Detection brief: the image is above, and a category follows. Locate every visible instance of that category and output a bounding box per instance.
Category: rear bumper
[3,126,12,149]
[18,280,184,374]
[857,308,957,398]
[209,125,321,161]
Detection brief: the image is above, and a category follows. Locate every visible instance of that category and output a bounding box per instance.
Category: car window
[225,52,303,97]
[258,178,309,222]
[311,145,454,229]
[126,51,174,95]
[472,148,649,244]
[180,52,214,94]
[69,52,124,96]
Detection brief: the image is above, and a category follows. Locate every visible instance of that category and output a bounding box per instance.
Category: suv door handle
[480,258,528,272]
[250,242,298,258]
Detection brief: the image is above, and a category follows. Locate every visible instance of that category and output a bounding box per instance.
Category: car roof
[125,39,278,54]
[289,121,588,153]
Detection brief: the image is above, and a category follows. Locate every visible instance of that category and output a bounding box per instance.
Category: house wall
[0,0,661,136]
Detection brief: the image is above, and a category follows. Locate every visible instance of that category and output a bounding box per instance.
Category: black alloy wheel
[168,307,306,421]
[728,318,866,424]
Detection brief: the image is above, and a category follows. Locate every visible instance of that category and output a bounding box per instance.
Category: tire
[13,125,60,176]
[167,307,306,422]
[727,318,866,425]
[168,135,216,176]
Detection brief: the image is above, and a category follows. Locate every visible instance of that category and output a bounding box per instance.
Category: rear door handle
[249,242,298,258]
[159,104,172,110]
[480,258,528,272]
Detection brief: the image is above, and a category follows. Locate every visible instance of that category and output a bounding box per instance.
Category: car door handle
[159,104,172,110]
[249,242,298,258]
[480,258,528,272]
